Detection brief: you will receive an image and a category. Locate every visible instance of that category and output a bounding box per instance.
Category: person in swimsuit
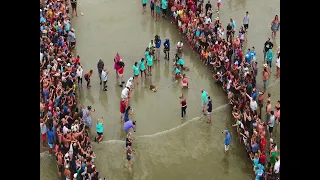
[271,15,280,38]
[126,145,133,169]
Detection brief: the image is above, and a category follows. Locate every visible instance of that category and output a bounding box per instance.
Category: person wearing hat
[262,67,270,92]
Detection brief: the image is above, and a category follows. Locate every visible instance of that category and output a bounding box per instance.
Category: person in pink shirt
[114,52,121,78]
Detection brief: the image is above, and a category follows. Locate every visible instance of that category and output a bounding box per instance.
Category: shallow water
[40,0,280,179]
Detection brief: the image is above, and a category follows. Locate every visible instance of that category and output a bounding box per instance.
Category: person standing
[150,0,155,17]
[161,0,168,18]
[271,15,280,38]
[95,118,104,143]
[40,118,47,148]
[223,130,231,152]
[101,68,108,91]
[266,49,274,70]
[268,111,275,137]
[163,39,170,59]
[126,145,133,169]
[155,0,161,21]
[262,66,270,92]
[120,99,127,123]
[142,0,148,14]
[97,59,104,85]
[71,0,78,17]
[118,59,125,87]
[138,58,147,78]
[76,65,83,86]
[201,89,208,114]
[132,62,140,87]
[217,0,221,11]
[207,96,213,123]
[180,94,187,120]
[243,11,249,32]
[263,38,274,61]
[47,126,55,154]
[276,52,280,78]
[205,1,212,16]
[155,35,162,60]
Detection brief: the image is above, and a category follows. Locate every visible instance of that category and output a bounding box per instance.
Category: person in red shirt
[260,135,266,151]
[120,99,127,123]
[74,55,80,66]
[259,151,266,165]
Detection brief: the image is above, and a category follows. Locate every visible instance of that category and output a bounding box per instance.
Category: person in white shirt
[205,16,212,25]
[246,93,257,112]
[126,77,134,89]
[176,41,183,53]
[121,87,130,100]
[101,68,108,91]
[76,65,83,85]
[274,157,280,177]
[276,53,280,78]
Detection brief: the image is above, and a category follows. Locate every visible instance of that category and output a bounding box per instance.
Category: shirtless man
[266,100,272,122]
[57,151,64,177]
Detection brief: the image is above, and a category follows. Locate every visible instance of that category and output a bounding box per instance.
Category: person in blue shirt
[150,0,155,17]
[161,0,168,18]
[132,62,140,86]
[223,130,231,152]
[154,35,161,60]
[47,127,55,154]
[230,18,236,31]
[138,58,147,78]
[124,106,133,122]
[147,54,153,76]
[255,165,264,180]
[173,65,181,82]
[266,49,273,69]
[245,48,252,64]
[201,89,208,113]
[163,38,170,59]
[95,118,104,143]
[250,46,257,63]
[142,0,148,14]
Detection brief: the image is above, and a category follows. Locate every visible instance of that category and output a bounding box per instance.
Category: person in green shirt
[132,62,140,86]
[95,118,104,143]
[138,58,147,78]
[269,149,278,167]
[147,54,153,76]
[142,0,148,15]
[161,0,168,18]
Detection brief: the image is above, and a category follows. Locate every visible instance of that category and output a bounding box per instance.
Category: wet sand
[40,0,280,179]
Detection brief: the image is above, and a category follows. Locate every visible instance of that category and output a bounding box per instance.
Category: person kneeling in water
[181,74,189,88]
[95,118,104,143]
[172,65,182,83]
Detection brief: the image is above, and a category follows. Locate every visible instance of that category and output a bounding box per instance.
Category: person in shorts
[120,99,127,123]
[126,145,133,169]
[207,96,213,123]
[95,118,104,143]
[142,0,147,14]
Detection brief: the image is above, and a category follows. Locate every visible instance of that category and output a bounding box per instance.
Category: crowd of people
[168,0,280,179]
[40,0,104,179]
